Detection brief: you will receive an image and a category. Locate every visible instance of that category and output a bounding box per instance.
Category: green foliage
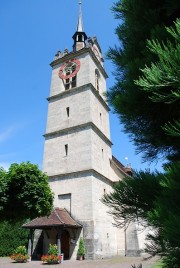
[135,19,180,155]
[107,0,180,161]
[103,162,180,267]
[151,261,163,268]
[77,237,85,256]
[10,246,29,262]
[135,20,180,104]
[0,162,54,221]
[14,246,27,255]
[102,171,162,227]
[41,244,60,264]
[48,244,58,256]
[0,162,54,257]
[0,221,28,256]
[107,1,180,266]
[162,247,180,268]
[146,162,180,261]
[163,120,180,137]
[0,167,8,212]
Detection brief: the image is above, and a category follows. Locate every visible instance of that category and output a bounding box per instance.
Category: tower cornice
[47,83,110,112]
[43,121,113,147]
[48,169,114,186]
[50,47,108,79]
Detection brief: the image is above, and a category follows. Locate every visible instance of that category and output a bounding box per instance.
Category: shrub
[48,244,58,256]
[0,221,28,256]
[41,244,61,264]
[15,246,27,255]
[77,237,85,256]
[10,245,29,263]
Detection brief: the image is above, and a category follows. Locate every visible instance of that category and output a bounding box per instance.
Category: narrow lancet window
[65,144,68,156]
[66,107,70,117]
[100,113,102,125]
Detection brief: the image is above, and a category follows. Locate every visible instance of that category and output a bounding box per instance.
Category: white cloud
[0,127,14,143]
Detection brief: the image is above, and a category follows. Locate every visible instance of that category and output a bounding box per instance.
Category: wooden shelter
[23,208,82,260]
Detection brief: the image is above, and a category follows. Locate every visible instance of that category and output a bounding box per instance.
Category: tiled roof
[112,155,132,176]
[22,208,82,229]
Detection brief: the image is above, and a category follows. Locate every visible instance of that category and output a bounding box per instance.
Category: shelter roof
[22,208,82,229]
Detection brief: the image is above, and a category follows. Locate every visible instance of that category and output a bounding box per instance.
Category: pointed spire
[77,0,83,32]
[72,0,87,52]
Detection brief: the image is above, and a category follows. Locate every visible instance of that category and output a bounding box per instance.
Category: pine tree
[107,0,180,161]
[105,1,180,267]
[135,19,180,146]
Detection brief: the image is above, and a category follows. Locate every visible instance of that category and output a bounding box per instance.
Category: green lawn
[151,261,163,268]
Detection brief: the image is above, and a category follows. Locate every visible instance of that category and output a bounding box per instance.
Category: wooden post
[27,229,33,260]
[57,229,62,256]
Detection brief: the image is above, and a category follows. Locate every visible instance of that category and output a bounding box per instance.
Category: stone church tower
[39,1,145,260]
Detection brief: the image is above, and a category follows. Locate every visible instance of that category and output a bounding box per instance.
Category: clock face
[59,59,80,79]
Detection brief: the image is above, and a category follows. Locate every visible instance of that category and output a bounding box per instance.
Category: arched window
[78,35,82,42]
[95,69,100,91]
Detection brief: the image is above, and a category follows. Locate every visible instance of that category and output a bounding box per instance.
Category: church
[23,1,147,260]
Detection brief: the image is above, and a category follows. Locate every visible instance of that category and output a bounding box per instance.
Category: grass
[151,261,163,268]
[108,256,143,264]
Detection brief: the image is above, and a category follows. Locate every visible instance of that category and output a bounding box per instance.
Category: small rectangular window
[71,75,76,88]
[100,113,102,125]
[66,107,70,117]
[65,79,70,90]
[65,144,68,156]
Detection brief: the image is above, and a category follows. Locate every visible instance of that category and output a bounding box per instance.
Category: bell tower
[42,0,129,260]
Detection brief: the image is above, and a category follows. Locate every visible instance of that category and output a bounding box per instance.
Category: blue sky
[0,0,164,171]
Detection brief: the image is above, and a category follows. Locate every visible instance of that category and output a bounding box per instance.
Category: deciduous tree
[0,162,54,221]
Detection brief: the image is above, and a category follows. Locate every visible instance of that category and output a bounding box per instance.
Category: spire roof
[72,0,87,51]
[77,0,83,32]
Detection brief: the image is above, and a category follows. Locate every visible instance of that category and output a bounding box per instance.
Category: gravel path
[0,256,158,268]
